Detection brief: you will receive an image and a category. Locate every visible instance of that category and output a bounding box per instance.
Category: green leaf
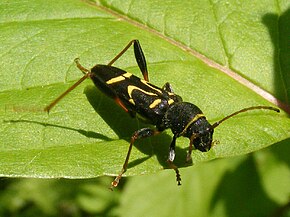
[120,139,290,217]
[0,0,289,181]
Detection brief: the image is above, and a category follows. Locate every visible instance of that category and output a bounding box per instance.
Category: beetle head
[190,121,214,152]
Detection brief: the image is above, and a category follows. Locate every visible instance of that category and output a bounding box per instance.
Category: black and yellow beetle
[45,40,279,189]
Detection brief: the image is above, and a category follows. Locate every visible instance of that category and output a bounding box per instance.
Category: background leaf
[100,0,290,107]
[120,139,290,217]
[0,0,289,181]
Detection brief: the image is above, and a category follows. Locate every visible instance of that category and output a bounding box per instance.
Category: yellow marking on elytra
[106,72,132,84]
[149,99,162,108]
[123,72,132,78]
[168,99,175,105]
[179,114,205,136]
[127,85,157,99]
[106,76,125,84]
[129,99,135,105]
[140,80,163,94]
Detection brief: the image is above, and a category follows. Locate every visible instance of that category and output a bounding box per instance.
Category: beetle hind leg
[107,40,149,82]
[133,40,149,82]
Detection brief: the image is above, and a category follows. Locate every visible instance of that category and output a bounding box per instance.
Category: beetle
[44,40,279,189]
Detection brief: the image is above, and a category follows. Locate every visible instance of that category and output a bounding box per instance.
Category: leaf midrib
[94,1,290,113]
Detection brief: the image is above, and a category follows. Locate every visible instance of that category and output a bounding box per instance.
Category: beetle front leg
[167,135,181,185]
[110,128,160,190]
[186,133,198,163]
[186,142,193,163]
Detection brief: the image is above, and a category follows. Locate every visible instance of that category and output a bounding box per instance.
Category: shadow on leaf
[262,8,290,114]
[210,155,277,217]
[4,119,113,141]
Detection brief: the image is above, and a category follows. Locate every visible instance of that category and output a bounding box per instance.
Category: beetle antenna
[211,106,280,129]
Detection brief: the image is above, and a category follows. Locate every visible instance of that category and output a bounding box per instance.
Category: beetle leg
[186,133,202,163]
[186,140,194,163]
[44,59,90,112]
[133,40,149,82]
[110,128,160,190]
[107,40,149,82]
[107,40,135,66]
[186,142,193,163]
[186,133,198,163]
[114,97,129,112]
[167,135,181,185]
